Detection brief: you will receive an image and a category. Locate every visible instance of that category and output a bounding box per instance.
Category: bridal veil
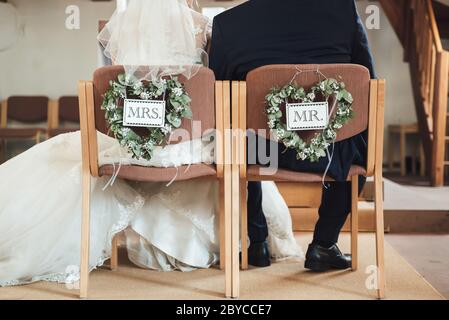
[98,0,207,81]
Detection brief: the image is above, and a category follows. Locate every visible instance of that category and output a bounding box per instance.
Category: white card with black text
[123,99,166,128]
[286,101,329,131]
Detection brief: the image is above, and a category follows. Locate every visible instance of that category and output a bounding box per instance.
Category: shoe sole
[248,259,271,268]
[304,260,350,272]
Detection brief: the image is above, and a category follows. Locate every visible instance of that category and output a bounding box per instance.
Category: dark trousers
[248,180,365,245]
[248,134,367,246]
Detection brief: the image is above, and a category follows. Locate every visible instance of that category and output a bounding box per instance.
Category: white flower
[306,92,316,101]
[277,128,285,136]
[173,87,183,97]
[121,127,131,136]
[333,122,343,129]
[161,124,172,134]
[125,74,134,85]
[143,141,154,150]
[297,152,307,160]
[140,92,151,100]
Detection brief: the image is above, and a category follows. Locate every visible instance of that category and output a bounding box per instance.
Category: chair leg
[240,180,248,270]
[219,180,225,270]
[400,131,406,176]
[351,175,359,271]
[374,172,386,299]
[224,173,233,298]
[419,143,426,177]
[231,163,240,298]
[0,139,5,163]
[35,132,41,144]
[412,149,417,176]
[110,234,118,271]
[79,170,91,299]
[388,132,394,172]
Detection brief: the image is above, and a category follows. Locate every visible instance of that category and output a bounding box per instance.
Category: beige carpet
[0,233,444,300]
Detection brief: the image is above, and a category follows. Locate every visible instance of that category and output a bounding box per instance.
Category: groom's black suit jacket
[209,0,375,181]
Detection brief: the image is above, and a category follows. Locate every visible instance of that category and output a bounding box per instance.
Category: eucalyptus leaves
[102,74,193,161]
[265,78,354,162]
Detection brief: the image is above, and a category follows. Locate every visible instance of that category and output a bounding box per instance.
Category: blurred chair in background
[48,96,80,138]
[0,96,49,162]
[388,123,426,177]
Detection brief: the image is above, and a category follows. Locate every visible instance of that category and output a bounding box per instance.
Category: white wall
[0,0,115,99]
[359,1,417,125]
[358,1,418,158]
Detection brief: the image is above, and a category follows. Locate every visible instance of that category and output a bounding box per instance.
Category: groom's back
[210,0,361,80]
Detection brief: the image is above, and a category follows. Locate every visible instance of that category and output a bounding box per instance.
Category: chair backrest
[7,96,49,123]
[92,65,216,141]
[58,96,80,122]
[246,64,371,142]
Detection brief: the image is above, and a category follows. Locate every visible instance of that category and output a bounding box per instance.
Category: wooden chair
[232,64,386,299]
[0,96,50,161]
[77,65,235,299]
[387,123,426,177]
[48,96,80,138]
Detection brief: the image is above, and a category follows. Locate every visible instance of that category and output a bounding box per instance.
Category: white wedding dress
[0,0,302,287]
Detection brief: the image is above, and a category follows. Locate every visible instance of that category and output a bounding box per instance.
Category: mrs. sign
[123,99,166,128]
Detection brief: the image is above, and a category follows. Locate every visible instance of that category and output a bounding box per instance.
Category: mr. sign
[286,101,329,131]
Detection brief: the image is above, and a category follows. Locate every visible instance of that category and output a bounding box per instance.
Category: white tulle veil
[98,0,207,81]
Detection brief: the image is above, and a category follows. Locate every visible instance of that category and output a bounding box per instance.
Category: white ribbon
[321,96,338,188]
[102,145,123,191]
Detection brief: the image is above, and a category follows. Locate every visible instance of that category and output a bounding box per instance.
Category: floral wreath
[102,73,193,161]
[265,78,354,162]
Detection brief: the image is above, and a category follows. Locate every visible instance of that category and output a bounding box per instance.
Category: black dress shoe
[248,240,271,267]
[304,243,351,272]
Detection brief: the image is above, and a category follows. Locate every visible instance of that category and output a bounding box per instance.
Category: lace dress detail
[0,132,147,286]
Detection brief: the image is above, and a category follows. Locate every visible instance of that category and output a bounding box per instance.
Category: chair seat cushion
[247,165,367,182]
[99,163,217,182]
[0,128,44,139]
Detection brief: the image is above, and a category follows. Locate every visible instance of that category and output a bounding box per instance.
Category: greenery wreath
[265,78,354,162]
[102,73,193,161]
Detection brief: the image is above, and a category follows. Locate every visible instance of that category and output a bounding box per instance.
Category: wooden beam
[431,51,449,186]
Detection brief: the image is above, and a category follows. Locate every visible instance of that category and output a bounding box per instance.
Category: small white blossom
[276,128,285,138]
[306,92,316,101]
[333,123,343,129]
[298,152,307,160]
[121,127,131,136]
[140,92,151,100]
[173,87,183,97]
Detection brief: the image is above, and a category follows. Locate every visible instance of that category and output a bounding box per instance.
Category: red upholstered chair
[48,96,80,138]
[232,64,386,299]
[0,96,49,160]
[77,66,234,298]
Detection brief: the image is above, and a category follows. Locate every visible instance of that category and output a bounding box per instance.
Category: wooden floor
[0,233,444,300]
